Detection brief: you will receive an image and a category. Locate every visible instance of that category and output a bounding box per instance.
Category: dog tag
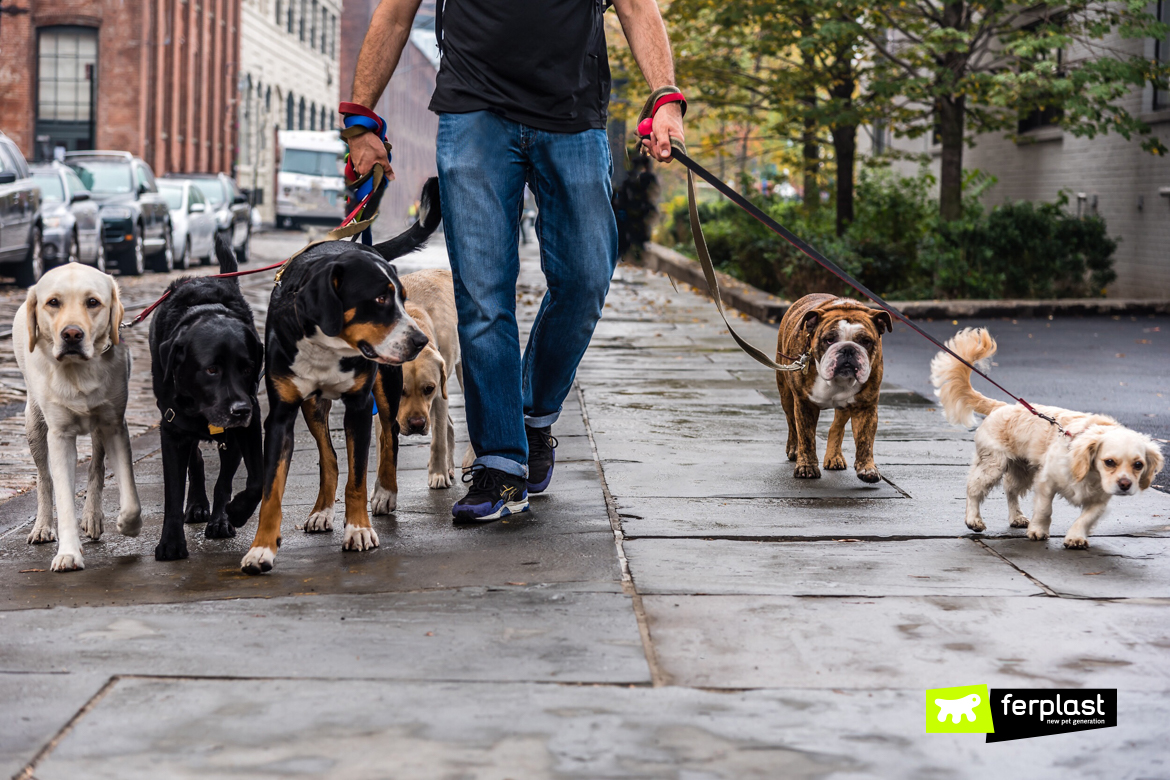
[208,424,225,435]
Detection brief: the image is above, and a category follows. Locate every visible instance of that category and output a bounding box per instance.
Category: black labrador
[150,235,264,560]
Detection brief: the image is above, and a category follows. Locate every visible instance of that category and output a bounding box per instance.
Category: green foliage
[660,169,1117,300]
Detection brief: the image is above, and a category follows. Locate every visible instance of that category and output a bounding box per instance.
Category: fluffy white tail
[930,328,1006,427]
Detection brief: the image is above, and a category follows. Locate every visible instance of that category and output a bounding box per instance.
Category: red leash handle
[635,89,687,138]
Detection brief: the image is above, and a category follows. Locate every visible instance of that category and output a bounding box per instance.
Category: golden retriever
[931,327,1163,549]
[13,263,142,571]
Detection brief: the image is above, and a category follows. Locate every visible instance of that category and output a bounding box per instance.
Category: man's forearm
[351,0,424,108]
[613,0,675,91]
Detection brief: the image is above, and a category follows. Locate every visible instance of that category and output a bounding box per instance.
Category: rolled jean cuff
[524,410,560,428]
[475,455,528,479]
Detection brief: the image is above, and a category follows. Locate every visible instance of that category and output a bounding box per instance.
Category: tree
[864,0,1170,221]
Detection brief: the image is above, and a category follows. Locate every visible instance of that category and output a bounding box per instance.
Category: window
[311,0,318,49]
[299,0,306,41]
[287,0,294,34]
[159,184,184,210]
[36,27,97,160]
[64,167,87,196]
[309,103,316,131]
[32,171,66,201]
[298,97,306,130]
[1017,21,1064,133]
[68,159,133,194]
[281,149,343,176]
[134,161,157,192]
[287,92,295,129]
[275,0,282,28]
[330,14,336,58]
[1156,0,1170,110]
[321,6,328,54]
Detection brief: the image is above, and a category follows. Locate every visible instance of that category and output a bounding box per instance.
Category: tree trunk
[831,125,856,236]
[937,94,966,222]
[800,13,818,212]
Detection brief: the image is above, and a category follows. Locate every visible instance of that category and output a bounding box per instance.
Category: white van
[276,130,347,229]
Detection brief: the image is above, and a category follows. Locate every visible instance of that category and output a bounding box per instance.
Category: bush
[659,168,1117,300]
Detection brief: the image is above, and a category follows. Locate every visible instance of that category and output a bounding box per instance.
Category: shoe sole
[527,462,554,494]
[453,499,530,524]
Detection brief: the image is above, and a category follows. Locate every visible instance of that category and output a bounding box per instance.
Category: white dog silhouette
[935,693,981,723]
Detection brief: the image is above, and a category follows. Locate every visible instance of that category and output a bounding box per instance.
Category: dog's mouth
[358,341,410,365]
[55,346,90,362]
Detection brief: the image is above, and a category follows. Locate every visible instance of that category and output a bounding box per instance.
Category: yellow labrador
[13,264,142,572]
[394,269,468,489]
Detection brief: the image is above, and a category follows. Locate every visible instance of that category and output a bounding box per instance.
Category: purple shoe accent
[526,462,555,494]
[452,499,503,521]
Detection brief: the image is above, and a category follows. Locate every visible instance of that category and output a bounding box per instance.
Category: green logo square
[926,684,995,733]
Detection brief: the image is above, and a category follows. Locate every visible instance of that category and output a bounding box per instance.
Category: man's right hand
[348,130,396,182]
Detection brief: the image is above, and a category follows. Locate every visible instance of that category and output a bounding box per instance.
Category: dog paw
[50,551,84,572]
[856,467,881,484]
[793,464,821,479]
[27,524,56,544]
[154,535,189,561]
[370,484,397,515]
[81,507,104,540]
[240,546,275,575]
[965,516,987,533]
[225,492,260,528]
[297,508,334,533]
[1026,527,1049,541]
[1063,534,1090,550]
[824,453,848,471]
[1009,512,1030,529]
[204,513,236,539]
[342,525,380,551]
[117,510,142,538]
[428,470,453,489]
[786,448,797,462]
[184,504,210,525]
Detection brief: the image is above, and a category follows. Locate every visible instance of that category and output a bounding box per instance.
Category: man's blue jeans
[436,111,619,478]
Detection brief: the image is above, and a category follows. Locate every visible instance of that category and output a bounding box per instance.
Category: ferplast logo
[926,686,1117,742]
[925,684,995,734]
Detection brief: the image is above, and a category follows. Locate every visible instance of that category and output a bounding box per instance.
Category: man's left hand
[642,102,684,163]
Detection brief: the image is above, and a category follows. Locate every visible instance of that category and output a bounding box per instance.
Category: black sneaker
[526,425,558,494]
[452,465,529,523]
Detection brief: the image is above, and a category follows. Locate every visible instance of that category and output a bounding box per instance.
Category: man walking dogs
[348,0,684,521]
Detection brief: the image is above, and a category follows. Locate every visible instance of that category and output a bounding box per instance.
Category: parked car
[158,180,216,269]
[30,162,106,272]
[0,131,44,286]
[65,151,174,275]
[163,172,250,262]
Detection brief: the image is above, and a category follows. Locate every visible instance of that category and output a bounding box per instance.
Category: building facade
[0,0,239,175]
[882,29,1170,298]
[235,0,342,223]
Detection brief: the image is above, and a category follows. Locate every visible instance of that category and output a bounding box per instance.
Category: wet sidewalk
[1,233,1168,778]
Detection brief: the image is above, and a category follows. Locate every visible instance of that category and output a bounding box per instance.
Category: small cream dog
[13,263,142,571]
[931,328,1163,549]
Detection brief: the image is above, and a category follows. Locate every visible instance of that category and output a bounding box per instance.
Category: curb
[639,242,1170,322]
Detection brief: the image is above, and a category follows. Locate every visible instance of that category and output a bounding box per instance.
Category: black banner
[987,689,1117,743]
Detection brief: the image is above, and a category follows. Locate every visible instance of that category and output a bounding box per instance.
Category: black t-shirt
[428,0,611,133]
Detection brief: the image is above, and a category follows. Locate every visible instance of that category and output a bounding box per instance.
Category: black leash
[637,87,1064,431]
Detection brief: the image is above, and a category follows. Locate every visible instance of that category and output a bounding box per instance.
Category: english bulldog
[775,293,892,482]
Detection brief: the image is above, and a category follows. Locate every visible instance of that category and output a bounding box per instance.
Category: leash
[637,87,1065,432]
[123,106,396,331]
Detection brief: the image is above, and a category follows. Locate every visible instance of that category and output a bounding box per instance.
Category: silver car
[158,180,216,268]
[30,162,105,272]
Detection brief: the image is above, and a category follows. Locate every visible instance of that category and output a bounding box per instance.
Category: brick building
[0,0,239,176]
[235,0,342,223]
[339,0,438,226]
[883,28,1170,298]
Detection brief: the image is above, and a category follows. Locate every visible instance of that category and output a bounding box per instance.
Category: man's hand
[348,130,396,182]
[642,102,684,163]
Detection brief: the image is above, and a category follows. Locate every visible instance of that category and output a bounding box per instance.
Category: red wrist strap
[636,92,687,137]
[338,101,381,123]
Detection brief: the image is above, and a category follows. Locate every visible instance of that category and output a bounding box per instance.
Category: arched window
[286,92,295,129]
[265,86,272,112]
[310,103,317,131]
[275,0,282,27]
[298,97,306,130]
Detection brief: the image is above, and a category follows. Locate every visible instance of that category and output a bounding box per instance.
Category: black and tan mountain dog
[150,235,264,561]
[240,178,439,574]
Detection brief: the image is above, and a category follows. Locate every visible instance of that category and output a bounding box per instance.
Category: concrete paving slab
[625,538,1043,596]
[0,671,109,779]
[615,494,1005,539]
[28,677,1169,780]
[643,595,1170,689]
[985,537,1170,597]
[0,588,649,683]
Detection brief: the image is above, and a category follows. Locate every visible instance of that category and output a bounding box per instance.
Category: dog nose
[408,415,427,430]
[61,326,84,345]
[229,401,251,418]
[410,331,429,353]
[1118,477,1133,491]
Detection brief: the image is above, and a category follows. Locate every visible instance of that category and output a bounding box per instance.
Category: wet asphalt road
[879,313,1170,490]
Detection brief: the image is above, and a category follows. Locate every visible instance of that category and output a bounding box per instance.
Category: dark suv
[162,172,251,263]
[65,151,174,275]
[0,131,44,286]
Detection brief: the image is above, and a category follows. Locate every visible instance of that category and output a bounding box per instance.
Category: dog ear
[436,349,449,400]
[871,309,893,335]
[1140,441,1165,491]
[245,325,264,390]
[300,261,345,337]
[108,282,124,347]
[25,288,38,353]
[159,332,187,389]
[1070,428,1102,483]
[802,310,819,333]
